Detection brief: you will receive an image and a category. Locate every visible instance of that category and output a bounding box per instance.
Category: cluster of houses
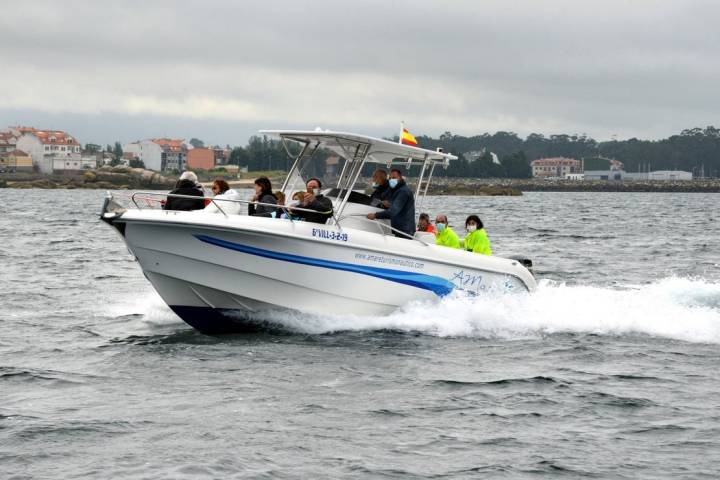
[0,126,91,174]
[0,125,235,175]
[530,156,693,181]
[121,139,232,172]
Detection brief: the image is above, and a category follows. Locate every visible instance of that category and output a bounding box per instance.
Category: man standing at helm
[366,169,415,238]
[369,169,391,209]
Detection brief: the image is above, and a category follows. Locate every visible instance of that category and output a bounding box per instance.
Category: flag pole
[399,121,404,145]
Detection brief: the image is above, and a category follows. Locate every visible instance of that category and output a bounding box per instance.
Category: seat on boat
[413,231,435,243]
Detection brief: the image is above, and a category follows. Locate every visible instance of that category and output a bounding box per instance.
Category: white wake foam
[269,277,720,343]
[111,277,720,343]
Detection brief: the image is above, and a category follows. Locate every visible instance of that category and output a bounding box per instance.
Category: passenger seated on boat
[462,215,492,255]
[434,215,460,249]
[248,177,278,217]
[274,191,290,219]
[293,178,334,224]
[275,191,286,207]
[163,171,205,211]
[283,191,305,220]
[204,179,243,215]
[369,169,391,209]
[417,213,436,235]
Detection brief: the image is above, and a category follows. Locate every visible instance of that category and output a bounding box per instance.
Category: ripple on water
[1,190,720,479]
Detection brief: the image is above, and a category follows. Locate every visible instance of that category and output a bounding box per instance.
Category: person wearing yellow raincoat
[462,215,492,255]
[434,214,460,248]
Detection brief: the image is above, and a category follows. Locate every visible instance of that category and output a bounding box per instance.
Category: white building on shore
[14,127,82,174]
[52,157,97,172]
[531,157,582,178]
[625,170,693,181]
[123,138,187,172]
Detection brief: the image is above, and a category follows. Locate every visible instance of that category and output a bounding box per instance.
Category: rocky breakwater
[358,179,522,196]
[3,166,176,190]
[425,180,522,196]
[512,178,720,192]
[417,177,720,194]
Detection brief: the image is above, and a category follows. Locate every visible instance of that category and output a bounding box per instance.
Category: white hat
[179,171,198,183]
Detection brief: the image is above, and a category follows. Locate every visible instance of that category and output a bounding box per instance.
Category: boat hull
[108,210,536,333]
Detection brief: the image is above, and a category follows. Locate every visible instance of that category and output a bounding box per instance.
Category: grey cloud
[1,0,719,143]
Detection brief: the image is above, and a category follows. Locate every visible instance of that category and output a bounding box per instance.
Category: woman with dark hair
[212,179,231,195]
[462,214,492,255]
[248,176,278,217]
[204,178,242,214]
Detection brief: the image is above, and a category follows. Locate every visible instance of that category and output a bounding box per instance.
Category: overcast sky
[1,0,719,146]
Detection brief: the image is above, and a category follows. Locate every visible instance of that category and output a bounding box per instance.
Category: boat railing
[125,191,342,224]
[335,213,432,246]
[113,191,430,246]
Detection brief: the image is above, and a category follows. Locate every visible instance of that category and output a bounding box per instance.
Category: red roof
[152,138,185,152]
[31,130,80,146]
[8,149,29,156]
[11,126,38,135]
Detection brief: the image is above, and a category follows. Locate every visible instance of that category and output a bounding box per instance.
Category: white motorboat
[100,130,536,333]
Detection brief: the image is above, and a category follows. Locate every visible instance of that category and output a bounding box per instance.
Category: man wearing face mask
[462,214,492,255]
[369,169,391,209]
[366,168,415,238]
[294,177,334,224]
[434,214,461,249]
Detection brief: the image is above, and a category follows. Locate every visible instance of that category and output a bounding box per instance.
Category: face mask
[436,223,446,232]
[372,182,378,188]
[389,178,399,188]
[308,188,317,195]
[467,225,477,233]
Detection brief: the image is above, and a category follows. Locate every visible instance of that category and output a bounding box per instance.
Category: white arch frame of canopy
[260,129,457,218]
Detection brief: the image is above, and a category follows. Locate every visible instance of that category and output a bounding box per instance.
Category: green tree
[229,146,250,167]
[189,138,205,148]
[129,158,146,169]
[501,151,532,178]
[110,142,123,166]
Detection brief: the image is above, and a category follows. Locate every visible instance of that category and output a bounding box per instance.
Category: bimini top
[260,129,457,166]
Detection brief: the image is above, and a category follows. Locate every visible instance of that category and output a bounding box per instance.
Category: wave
[267,277,720,343]
[114,277,720,344]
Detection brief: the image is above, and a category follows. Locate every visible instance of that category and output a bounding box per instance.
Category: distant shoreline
[1,170,719,194]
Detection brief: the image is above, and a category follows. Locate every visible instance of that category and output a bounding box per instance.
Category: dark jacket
[369,182,391,208]
[296,194,333,224]
[164,179,205,211]
[248,192,278,217]
[374,179,415,238]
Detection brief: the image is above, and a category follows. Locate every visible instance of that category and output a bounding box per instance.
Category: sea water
[1,190,719,478]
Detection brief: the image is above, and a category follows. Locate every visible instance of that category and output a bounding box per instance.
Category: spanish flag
[400,123,418,146]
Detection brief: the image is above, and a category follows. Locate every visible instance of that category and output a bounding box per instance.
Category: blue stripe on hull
[194,234,454,296]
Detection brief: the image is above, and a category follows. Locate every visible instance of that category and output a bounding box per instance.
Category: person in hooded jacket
[164,171,205,211]
[248,177,278,217]
[366,169,415,238]
[204,179,243,215]
[461,214,492,255]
